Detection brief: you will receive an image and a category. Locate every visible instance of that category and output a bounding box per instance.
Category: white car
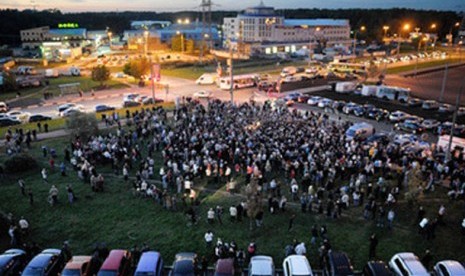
[318,98,333,108]
[434,260,465,276]
[282,255,313,276]
[421,119,440,130]
[389,253,429,276]
[438,103,454,113]
[123,93,140,102]
[7,111,31,123]
[389,110,407,122]
[249,256,275,276]
[307,96,322,106]
[422,100,440,110]
[193,90,213,99]
[58,103,77,114]
[62,107,84,117]
[342,102,358,114]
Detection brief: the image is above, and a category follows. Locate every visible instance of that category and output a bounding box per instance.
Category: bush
[4,154,38,173]
[66,112,99,141]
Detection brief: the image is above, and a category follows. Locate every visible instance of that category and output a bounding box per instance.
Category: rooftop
[284,19,349,27]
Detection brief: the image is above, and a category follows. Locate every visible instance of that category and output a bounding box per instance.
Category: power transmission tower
[199,0,213,63]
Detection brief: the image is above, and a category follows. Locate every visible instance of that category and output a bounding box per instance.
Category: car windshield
[22,267,45,276]
[98,270,118,276]
[62,269,81,276]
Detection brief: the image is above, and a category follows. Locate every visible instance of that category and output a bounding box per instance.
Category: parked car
[29,114,52,122]
[422,100,440,110]
[332,101,346,112]
[325,251,354,276]
[249,256,275,276]
[214,258,234,276]
[389,252,429,276]
[142,97,164,105]
[317,98,333,109]
[421,119,440,131]
[58,103,78,114]
[123,101,142,108]
[353,106,366,117]
[258,81,276,91]
[170,252,197,276]
[0,249,27,276]
[389,111,407,122]
[23,249,65,276]
[62,107,84,117]
[346,122,375,141]
[434,260,465,276]
[407,98,423,107]
[282,255,313,276]
[297,95,311,103]
[193,91,213,99]
[135,251,164,276]
[438,103,454,113]
[6,111,30,123]
[395,121,424,134]
[366,108,389,121]
[365,133,390,146]
[307,96,323,106]
[342,102,359,115]
[62,256,92,276]
[123,93,140,102]
[0,117,21,127]
[97,249,131,276]
[284,92,303,101]
[95,105,116,112]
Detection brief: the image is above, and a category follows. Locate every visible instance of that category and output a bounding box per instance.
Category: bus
[375,85,410,102]
[218,74,259,90]
[328,62,367,74]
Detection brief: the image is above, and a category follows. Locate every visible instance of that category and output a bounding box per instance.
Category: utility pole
[229,42,234,103]
[439,63,448,102]
[199,0,206,64]
[446,83,463,161]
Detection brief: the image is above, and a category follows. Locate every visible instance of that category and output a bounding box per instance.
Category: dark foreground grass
[1,136,465,269]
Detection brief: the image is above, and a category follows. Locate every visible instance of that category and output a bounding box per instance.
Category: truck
[195,73,217,85]
[335,81,357,93]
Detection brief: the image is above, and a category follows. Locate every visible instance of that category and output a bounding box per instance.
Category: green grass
[386,58,463,74]
[1,126,465,270]
[0,76,130,102]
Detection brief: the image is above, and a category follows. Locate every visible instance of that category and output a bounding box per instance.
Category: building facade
[222,1,351,56]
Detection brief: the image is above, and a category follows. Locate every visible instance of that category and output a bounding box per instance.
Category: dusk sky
[0,0,464,12]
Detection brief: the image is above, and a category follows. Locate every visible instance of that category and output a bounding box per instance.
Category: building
[222,1,351,56]
[20,26,50,50]
[130,20,171,30]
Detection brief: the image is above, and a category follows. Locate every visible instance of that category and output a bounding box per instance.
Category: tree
[123,57,151,80]
[66,112,99,142]
[1,71,18,92]
[91,65,110,88]
[186,39,195,54]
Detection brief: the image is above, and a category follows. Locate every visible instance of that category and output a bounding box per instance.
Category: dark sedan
[123,101,141,108]
[366,108,389,121]
[29,114,52,122]
[0,118,21,127]
[95,105,116,113]
[169,252,197,276]
[395,121,424,134]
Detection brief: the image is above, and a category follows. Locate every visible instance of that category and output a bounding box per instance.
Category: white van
[45,69,59,78]
[282,255,313,276]
[195,73,217,85]
[389,253,429,276]
[335,82,357,93]
[345,122,375,141]
[437,135,465,155]
[361,85,379,97]
[280,66,297,78]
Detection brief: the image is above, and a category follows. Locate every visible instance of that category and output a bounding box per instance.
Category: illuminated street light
[185,18,190,24]
[403,23,411,31]
[177,19,182,24]
[383,25,390,37]
[431,23,437,29]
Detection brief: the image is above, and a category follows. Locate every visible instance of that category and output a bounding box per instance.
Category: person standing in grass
[18,178,26,196]
[41,168,48,183]
[67,184,75,204]
[49,185,59,206]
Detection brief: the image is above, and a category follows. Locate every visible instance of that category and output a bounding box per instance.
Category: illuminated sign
[58,23,80,29]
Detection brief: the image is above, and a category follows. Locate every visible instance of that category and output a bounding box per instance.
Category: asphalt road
[385,65,465,105]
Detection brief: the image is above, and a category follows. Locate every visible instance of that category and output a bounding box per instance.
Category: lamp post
[107,31,113,49]
[430,23,437,50]
[396,23,411,56]
[383,25,389,43]
[143,31,149,56]
[352,26,366,56]
[176,31,185,52]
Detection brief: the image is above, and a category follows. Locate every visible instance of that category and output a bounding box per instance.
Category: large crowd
[3,99,465,270]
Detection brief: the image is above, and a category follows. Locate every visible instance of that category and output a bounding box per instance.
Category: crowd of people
[3,98,465,270]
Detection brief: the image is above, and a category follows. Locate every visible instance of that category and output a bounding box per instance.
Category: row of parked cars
[281,93,465,138]
[2,247,465,276]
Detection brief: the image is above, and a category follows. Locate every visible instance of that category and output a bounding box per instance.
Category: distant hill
[0,8,460,46]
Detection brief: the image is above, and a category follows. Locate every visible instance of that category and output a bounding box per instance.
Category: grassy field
[1,128,464,270]
[0,76,129,102]
[386,58,463,74]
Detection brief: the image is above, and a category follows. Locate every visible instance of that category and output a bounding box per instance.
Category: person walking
[18,178,26,196]
[387,209,395,230]
[67,184,75,204]
[41,168,48,183]
[49,185,59,206]
[368,233,378,260]
[204,230,214,247]
[207,208,215,224]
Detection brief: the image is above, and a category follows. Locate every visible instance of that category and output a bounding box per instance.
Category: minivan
[97,250,131,276]
[282,255,313,276]
[389,252,429,276]
[345,122,375,141]
[135,251,164,276]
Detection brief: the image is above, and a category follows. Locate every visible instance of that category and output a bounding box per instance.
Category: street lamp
[107,31,113,48]
[143,30,149,56]
[352,25,366,56]
[176,31,185,52]
[396,23,411,56]
[383,25,390,38]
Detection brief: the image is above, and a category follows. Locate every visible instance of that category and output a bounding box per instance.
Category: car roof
[366,261,390,276]
[393,253,429,275]
[173,259,194,273]
[100,250,127,270]
[215,258,234,274]
[27,253,56,268]
[0,249,25,266]
[284,255,312,275]
[250,256,273,275]
[64,256,91,270]
[136,251,161,273]
[175,252,196,261]
[328,252,353,274]
[436,260,465,275]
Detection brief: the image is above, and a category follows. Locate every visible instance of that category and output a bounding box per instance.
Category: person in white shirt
[204,230,214,247]
[207,208,215,224]
[229,205,237,221]
[294,242,307,255]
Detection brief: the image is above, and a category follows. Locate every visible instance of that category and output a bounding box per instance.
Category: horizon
[0,0,464,13]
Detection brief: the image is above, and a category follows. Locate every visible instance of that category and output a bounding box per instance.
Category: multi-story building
[20,26,50,49]
[222,1,351,56]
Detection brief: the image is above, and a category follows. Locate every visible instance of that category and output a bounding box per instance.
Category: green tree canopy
[91,65,110,87]
[123,57,151,79]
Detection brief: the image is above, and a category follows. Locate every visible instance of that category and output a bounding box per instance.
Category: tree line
[0,8,462,46]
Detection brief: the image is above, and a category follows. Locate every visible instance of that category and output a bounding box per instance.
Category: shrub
[66,112,99,141]
[4,154,38,173]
